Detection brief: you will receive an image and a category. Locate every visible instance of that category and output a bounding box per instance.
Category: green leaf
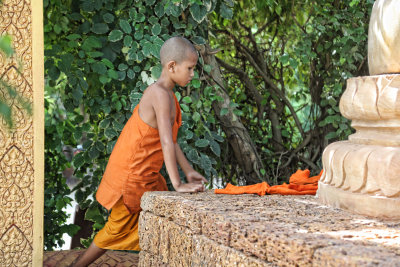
[73,127,83,141]
[192,36,206,45]
[220,108,228,116]
[203,64,212,73]
[182,96,192,104]
[107,140,117,153]
[181,104,189,112]
[135,12,145,22]
[151,64,162,79]
[88,145,99,159]
[95,141,105,152]
[134,31,144,40]
[200,153,212,170]
[129,8,137,20]
[127,69,135,79]
[118,71,126,81]
[87,51,104,58]
[161,17,169,26]
[191,79,201,88]
[280,54,289,65]
[325,132,337,140]
[187,148,200,164]
[148,16,159,25]
[195,139,209,148]
[210,140,220,157]
[212,132,224,142]
[101,58,114,68]
[104,127,118,139]
[66,34,81,41]
[92,62,107,74]
[108,69,119,80]
[233,109,243,116]
[48,66,60,81]
[142,41,152,57]
[150,43,161,58]
[154,3,164,17]
[185,130,193,140]
[151,24,162,36]
[123,35,133,47]
[55,198,65,211]
[190,3,208,23]
[108,30,123,42]
[99,75,110,84]
[58,53,74,73]
[85,206,101,223]
[99,118,110,129]
[73,153,85,169]
[119,19,132,34]
[192,111,201,122]
[103,13,114,23]
[118,63,128,71]
[113,120,124,131]
[219,3,233,19]
[91,23,109,34]
[129,92,142,106]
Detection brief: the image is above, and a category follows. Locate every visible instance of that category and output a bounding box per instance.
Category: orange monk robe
[94,93,182,251]
[214,169,323,196]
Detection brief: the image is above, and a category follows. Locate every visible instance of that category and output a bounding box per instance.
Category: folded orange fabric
[214,169,323,196]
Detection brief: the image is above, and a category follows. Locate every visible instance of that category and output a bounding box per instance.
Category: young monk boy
[73,37,207,267]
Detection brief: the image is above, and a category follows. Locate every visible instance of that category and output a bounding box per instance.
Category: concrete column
[0,0,44,266]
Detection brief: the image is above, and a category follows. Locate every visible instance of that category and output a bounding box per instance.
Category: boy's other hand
[186,170,208,184]
[175,182,205,193]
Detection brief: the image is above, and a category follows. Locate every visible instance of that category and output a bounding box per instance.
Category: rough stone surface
[139,191,400,266]
[43,249,139,267]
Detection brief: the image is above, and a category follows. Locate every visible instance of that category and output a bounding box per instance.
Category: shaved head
[160,37,197,67]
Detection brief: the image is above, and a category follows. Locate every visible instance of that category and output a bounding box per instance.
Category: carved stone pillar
[318,0,400,219]
[0,0,44,266]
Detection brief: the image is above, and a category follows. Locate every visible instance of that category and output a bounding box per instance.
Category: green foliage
[209,0,372,182]
[44,0,229,248]
[293,0,373,140]
[44,0,374,249]
[44,85,80,250]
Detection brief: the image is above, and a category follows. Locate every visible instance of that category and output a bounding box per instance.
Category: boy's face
[173,51,198,87]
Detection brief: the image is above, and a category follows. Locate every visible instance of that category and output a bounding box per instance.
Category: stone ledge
[139,191,400,266]
[43,249,139,267]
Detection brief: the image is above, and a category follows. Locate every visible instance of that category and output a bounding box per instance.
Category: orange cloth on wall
[96,93,182,213]
[214,169,323,196]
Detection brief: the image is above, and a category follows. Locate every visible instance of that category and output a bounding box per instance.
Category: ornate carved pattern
[319,75,400,218]
[0,0,34,265]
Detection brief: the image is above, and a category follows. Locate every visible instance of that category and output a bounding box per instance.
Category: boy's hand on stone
[186,170,208,184]
[175,182,205,193]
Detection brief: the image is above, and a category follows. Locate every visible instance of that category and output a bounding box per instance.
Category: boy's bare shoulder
[143,83,169,97]
[142,83,171,104]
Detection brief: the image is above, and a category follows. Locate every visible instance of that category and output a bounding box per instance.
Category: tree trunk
[199,44,267,185]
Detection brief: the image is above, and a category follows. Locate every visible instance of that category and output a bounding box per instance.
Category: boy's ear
[167,61,176,73]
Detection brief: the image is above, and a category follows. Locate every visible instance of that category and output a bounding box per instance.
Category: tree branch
[239,47,305,137]
[216,57,264,111]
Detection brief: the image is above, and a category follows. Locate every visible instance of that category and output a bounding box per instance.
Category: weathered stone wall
[139,191,400,266]
[0,0,44,266]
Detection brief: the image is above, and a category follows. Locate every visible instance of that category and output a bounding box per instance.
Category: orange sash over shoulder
[96,93,182,213]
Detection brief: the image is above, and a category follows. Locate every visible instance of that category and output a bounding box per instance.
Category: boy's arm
[175,143,208,184]
[153,89,203,193]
